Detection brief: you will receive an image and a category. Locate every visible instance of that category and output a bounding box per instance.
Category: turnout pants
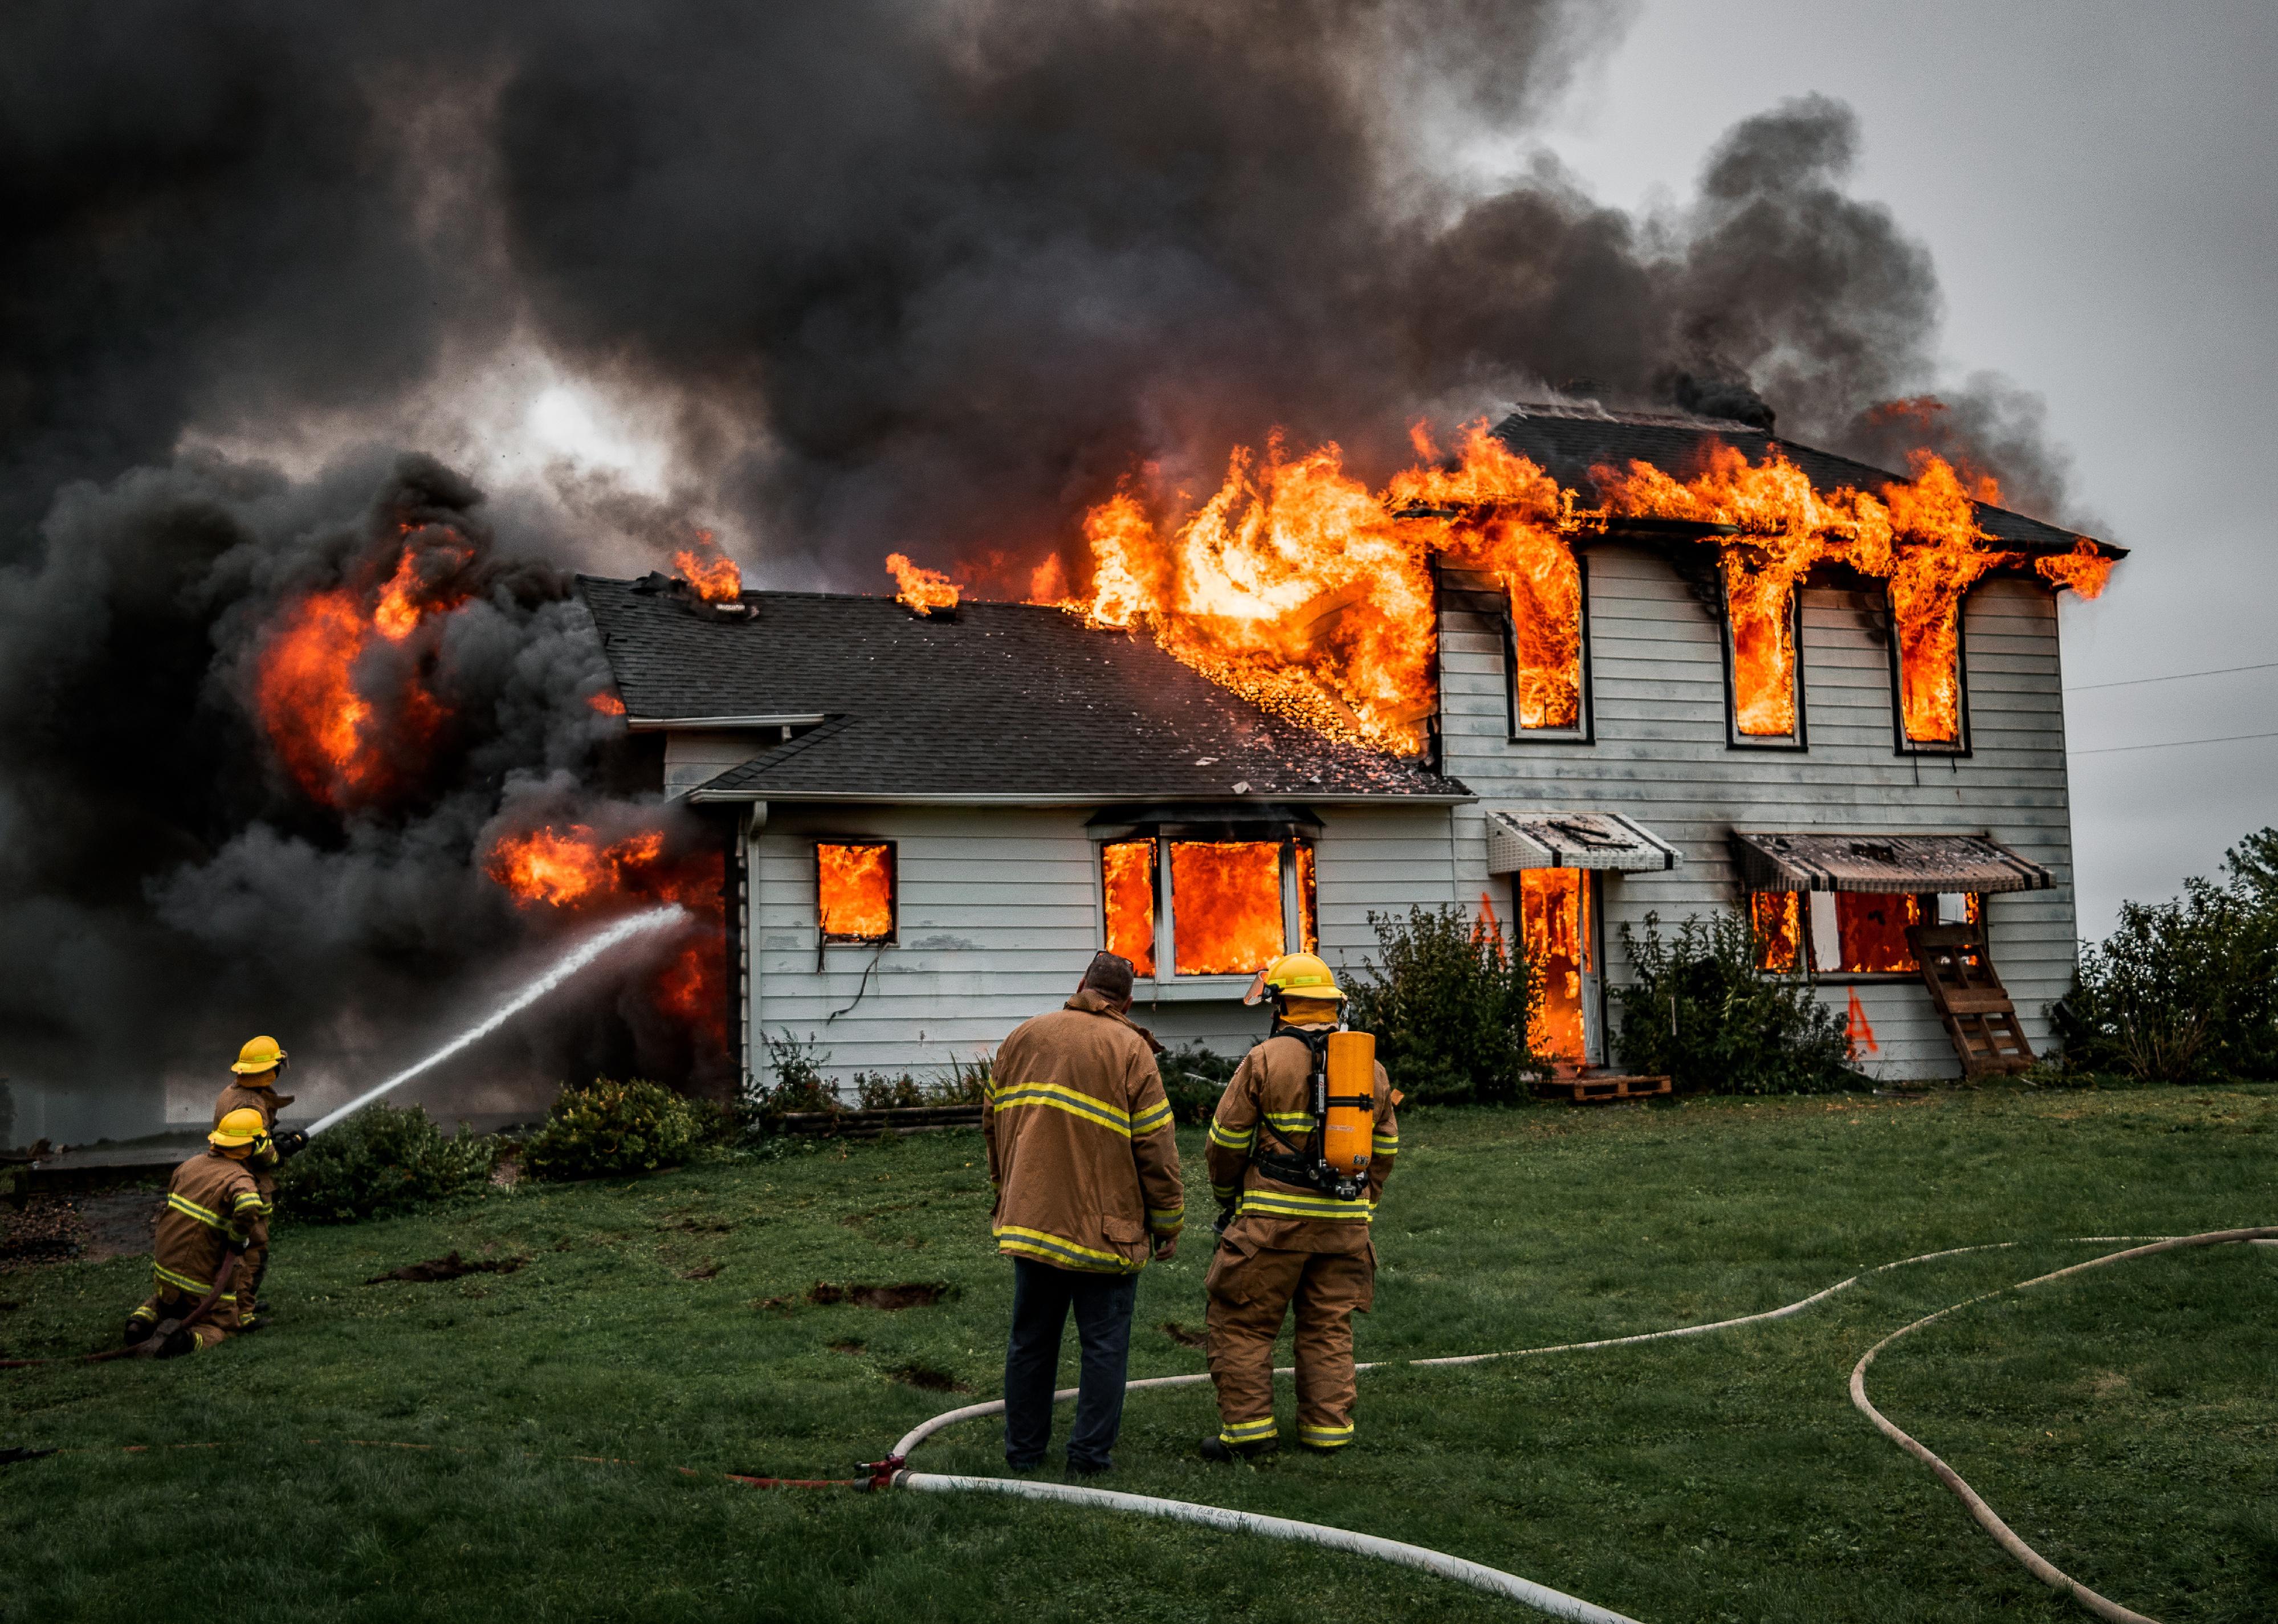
[1205,1241,1374,1450]
[1003,1258,1139,1471]
[128,1284,241,1352]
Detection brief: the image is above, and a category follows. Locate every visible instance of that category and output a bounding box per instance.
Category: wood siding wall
[1437,545,2079,1079]
[743,803,1455,1091]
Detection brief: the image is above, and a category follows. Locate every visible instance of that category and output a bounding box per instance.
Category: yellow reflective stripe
[1146,1206,1184,1233]
[1262,1111,1314,1133]
[231,1192,266,1211]
[1371,1134,1399,1154]
[992,1083,1132,1137]
[1220,1417,1278,1443]
[153,1263,214,1296]
[1236,1190,1374,1222]
[166,1193,226,1231]
[1298,1422,1354,1446]
[1207,1119,1254,1151]
[992,1225,1134,1272]
[1130,1100,1174,1135]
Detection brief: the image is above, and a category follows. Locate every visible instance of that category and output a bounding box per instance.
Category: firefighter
[212,1035,306,1329]
[123,1109,272,1357]
[1200,952,1398,1460]
[984,951,1184,1475]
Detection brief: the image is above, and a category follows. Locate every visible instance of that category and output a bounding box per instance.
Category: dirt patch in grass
[1160,1320,1208,1348]
[827,1339,865,1354]
[365,1251,529,1285]
[886,1361,970,1393]
[680,1262,723,1280]
[661,1213,732,1234]
[806,1280,950,1310]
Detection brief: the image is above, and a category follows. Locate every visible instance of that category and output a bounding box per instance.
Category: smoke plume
[1,2,2084,1133]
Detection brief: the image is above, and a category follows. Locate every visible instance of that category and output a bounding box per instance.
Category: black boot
[1199,1435,1276,1463]
[122,1317,156,1347]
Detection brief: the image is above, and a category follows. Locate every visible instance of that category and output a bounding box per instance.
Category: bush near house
[523,1077,724,1181]
[275,1103,500,1223]
[1159,1041,1240,1124]
[1342,904,1544,1105]
[1615,909,1855,1095]
[2052,826,2278,1084]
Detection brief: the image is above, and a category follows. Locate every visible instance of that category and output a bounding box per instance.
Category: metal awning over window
[1731,830,2053,895]
[1485,810,1682,874]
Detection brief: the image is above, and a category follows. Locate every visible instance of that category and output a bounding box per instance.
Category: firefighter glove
[271,1129,309,1160]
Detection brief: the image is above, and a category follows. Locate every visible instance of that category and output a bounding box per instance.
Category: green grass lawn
[5,1084,2275,1623]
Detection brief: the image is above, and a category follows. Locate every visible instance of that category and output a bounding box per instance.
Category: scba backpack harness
[1229,1025,1378,1227]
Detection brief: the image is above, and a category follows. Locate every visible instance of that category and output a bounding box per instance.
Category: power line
[2065,659,2278,693]
[2069,729,2278,757]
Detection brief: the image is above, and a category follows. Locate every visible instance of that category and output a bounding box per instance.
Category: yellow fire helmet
[1242,952,1346,1007]
[209,1107,270,1150]
[231,1035,287,1075]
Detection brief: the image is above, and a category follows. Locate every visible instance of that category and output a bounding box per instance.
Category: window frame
[1748,888,1984,979]
[1886,586,1974,758]
[1097,833,1317,984]
[1501,550,1594,745]
[1718,570,1810,753]
[814,838,898,946]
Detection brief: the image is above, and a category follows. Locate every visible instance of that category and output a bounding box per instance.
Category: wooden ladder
[1906,923,2035,1076]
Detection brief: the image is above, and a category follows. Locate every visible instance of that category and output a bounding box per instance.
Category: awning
[1730,830,2053,895]
[1485,810,1682,874]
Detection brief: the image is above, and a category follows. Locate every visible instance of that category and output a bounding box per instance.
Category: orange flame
[675,532,743,602]
[486,825,666,909]
[818,842,894,939]
[1027,554,1071,606]
[588,691,627,716]
[2034,538,2114,600]
[885,553,959,615]
[1101,839,1158,976]
[1519,868,1589,1062]
[1168,840,1284,977]
[255,537,468,807]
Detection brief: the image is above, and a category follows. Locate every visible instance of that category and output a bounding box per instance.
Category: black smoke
[1,2,2084,1132]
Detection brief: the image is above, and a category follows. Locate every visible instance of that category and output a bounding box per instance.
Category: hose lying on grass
[890,1227,2278,1624]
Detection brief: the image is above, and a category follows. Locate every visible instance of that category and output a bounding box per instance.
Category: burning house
[583,402,2120,1087]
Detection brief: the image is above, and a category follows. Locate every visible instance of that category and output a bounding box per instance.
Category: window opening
[1722,563,1806,745]
[1751,891,1802,973]
[816,841,894,942]
[1168,840,1288,977]
[1519,868,1591,1062]
[1101,839,1158,977]
[1893,593,1968,749]
[1508,540,1584,732]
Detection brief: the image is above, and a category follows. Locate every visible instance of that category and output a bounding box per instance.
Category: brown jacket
[153,1149,268,1299]
[214,1079,294,1189]
[1205,1028,1398,1256]
[984,990,1184,1273]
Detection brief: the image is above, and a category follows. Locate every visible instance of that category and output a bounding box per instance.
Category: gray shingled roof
[577,577,1472,803]
[1494,403,2120,556]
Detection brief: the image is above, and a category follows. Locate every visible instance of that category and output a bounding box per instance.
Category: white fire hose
[889,1227,2277,1623]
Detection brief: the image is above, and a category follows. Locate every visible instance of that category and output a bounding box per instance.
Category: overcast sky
[1527,0,2276,935]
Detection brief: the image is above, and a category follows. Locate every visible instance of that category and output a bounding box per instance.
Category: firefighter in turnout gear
[1201,953,1398,1459]
[124,1109,273,1357]
[211,1035,306,1328]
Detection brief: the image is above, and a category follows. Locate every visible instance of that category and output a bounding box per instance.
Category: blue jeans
[1003,1258,1138,1471]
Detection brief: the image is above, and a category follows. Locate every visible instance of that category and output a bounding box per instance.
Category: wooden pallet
[1531,1073,1673,1105]
[1908,923,2036,1076]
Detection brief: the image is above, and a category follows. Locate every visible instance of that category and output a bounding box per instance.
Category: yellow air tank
[1321,1030,1376,1175]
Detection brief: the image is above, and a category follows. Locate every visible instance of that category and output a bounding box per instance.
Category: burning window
[1519,868,1591,1062]
[1754,891,1982,976]
[817,842,895,942]
[1508,536,1584,732]
[1294,843,1319,954]
[1723,557,1805,744]
[1751,891,1802,973]
[1892,592,1968,749]
[1169,841,1289,977]
[1101,839,1158,977]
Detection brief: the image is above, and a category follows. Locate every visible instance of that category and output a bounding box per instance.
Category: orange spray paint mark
[1845,989,1879,1057]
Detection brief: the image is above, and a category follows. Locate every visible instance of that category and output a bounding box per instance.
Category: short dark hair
[1082,951,1136,1002]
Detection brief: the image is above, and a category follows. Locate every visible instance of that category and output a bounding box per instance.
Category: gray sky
[1530,0,2277,935]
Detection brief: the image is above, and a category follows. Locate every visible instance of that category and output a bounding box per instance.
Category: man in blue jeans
[984,952,1185,1474]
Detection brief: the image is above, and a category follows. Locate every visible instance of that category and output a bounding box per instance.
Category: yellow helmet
[1242,952,1346,1007]
[209,1107,270,1150]
[231,1036,287,1075]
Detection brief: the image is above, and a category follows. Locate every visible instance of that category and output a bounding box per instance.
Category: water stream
[306,905,688,1137]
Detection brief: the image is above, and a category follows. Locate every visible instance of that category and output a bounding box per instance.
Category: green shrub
[523,1076,719,1181]
[737,1034,843,1136]
[1615,910,1855,1095]
[1342,905,1543,1105]
[1159,1042,1240,1124]
[2052,827,2278,1083]
[275,1103,499,1223]
[854,1071,923,1109]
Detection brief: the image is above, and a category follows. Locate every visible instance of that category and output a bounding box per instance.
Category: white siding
[744,802,1455,1090]
[664,729,771,799]
[1438,546,2079,1080]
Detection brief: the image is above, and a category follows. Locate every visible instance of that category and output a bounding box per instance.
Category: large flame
[255,531,470,807]
[886,553,960,615]
[1101,839,1158,976]
[486,825,666,908]
[1519,868,1589,1062]
[675,532,743,602]
[1168,840,1285,976]
[817,842,895,939]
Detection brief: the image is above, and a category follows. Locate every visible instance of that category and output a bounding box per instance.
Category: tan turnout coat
[152,1149,268,1300]
[984,990,1185,1273]
[1205,1029,1398,1258]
